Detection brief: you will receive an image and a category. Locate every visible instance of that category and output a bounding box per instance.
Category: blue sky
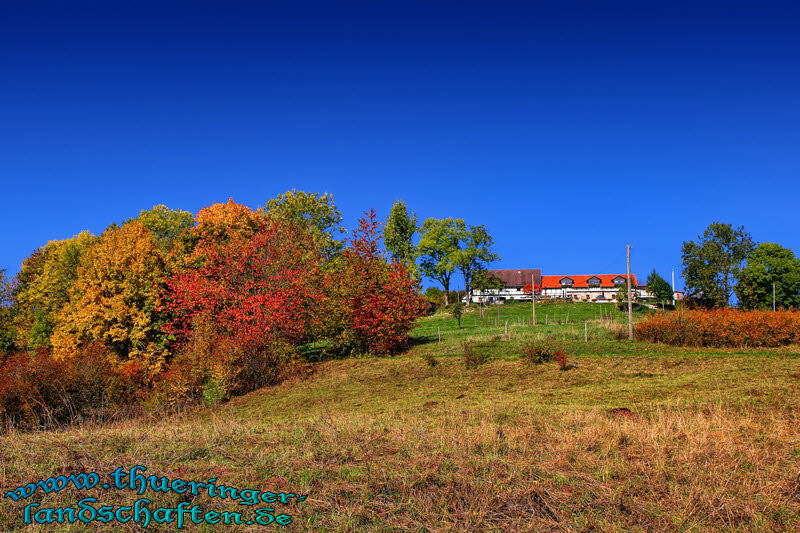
[2,2,799,290]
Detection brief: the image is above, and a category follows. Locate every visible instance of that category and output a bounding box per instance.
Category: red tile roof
[540,274,638,289]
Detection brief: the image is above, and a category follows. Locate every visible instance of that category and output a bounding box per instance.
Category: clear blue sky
[2,2,799,290]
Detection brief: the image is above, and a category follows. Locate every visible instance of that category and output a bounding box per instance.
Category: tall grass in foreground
[1,355,798,531]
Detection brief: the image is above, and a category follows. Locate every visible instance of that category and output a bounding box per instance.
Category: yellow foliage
[194,198,261,245]
[52,222,168,379]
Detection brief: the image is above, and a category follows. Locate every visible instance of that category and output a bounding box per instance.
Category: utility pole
[626,244,634,340]
[531,272,537,325]
[773,282,776,311]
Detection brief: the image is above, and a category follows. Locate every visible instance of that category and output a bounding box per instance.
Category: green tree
[130,204,194,253]
[259,190,345,257]
[417,218,466,305]
[423,287,444,308]
[735,242,800,310]
[682,223,755,308]
[0,269,15,352]
[646,270,673,307]
[615,276,637,310]
[454,225,500,303]
[384,199,417,268]
[472,269,505,292]
[450,302,464,328]
[12,231,98,350]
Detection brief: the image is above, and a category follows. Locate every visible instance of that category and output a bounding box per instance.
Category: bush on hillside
[0,344,136,430]
[636,309,800,347]
[463,341,489,369]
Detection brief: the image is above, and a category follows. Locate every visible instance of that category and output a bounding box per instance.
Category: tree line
[0,192,430,424]
[681,222,800,309]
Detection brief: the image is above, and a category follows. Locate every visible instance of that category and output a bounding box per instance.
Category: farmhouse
[538,274,642,302]
[470,269,541,303]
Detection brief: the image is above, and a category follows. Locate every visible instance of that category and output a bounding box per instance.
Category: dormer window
[612,276,626,285]
[560,277,574,286]
[587,276,601,287]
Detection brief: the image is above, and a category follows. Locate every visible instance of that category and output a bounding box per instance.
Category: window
[613,276,626,285]
[587,276,601,287]
[560,277,574,286]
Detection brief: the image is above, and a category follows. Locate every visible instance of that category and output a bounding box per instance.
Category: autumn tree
[0,269,15,352]
[130,204,194,253]
[51,222,168,380]
[736,242,800,310]
[12,231,98,350]
[417,218,467,305]
[384,199,417,269]
[161,217,325,397]
[323,210,427,354]
[259,190,345,257]
[682,223,755,308]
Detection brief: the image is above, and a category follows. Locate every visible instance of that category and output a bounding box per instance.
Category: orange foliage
[0,344,136,429]
[636,309,800,347]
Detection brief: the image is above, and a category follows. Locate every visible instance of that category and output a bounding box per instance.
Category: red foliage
[554,351,569,370]
[323,210,427,354]
[159,218,325,398]
[0,345,135,429]
[162,220,323,349]
[636,309,800,348]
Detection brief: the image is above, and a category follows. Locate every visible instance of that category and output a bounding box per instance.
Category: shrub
[150,314,297,409]
[636,309,800,348]
[463,341,489,369]
[0,344,136,430]
[554,351,569,370]
[522,341,556,364]
[449,302,465,328]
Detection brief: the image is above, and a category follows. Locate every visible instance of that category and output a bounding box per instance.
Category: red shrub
[554,351,569,370]
[0,344,136,429]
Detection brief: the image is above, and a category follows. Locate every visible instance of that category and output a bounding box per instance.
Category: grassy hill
[2,303,799,531]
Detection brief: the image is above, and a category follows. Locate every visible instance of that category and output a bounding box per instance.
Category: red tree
[160,219,324,396]
[324,210,427,354]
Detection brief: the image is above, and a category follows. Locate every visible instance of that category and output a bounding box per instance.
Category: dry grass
[1,353,799,531]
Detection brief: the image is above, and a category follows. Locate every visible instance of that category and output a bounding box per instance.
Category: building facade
[470,269,541,303]
[538,274,644,302]
[470,270,657,303]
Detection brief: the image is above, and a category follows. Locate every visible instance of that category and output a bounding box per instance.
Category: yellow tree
[13,231,98,350]
[52,222,168,379]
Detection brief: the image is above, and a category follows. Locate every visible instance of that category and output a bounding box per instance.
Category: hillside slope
[2,352,799,531]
